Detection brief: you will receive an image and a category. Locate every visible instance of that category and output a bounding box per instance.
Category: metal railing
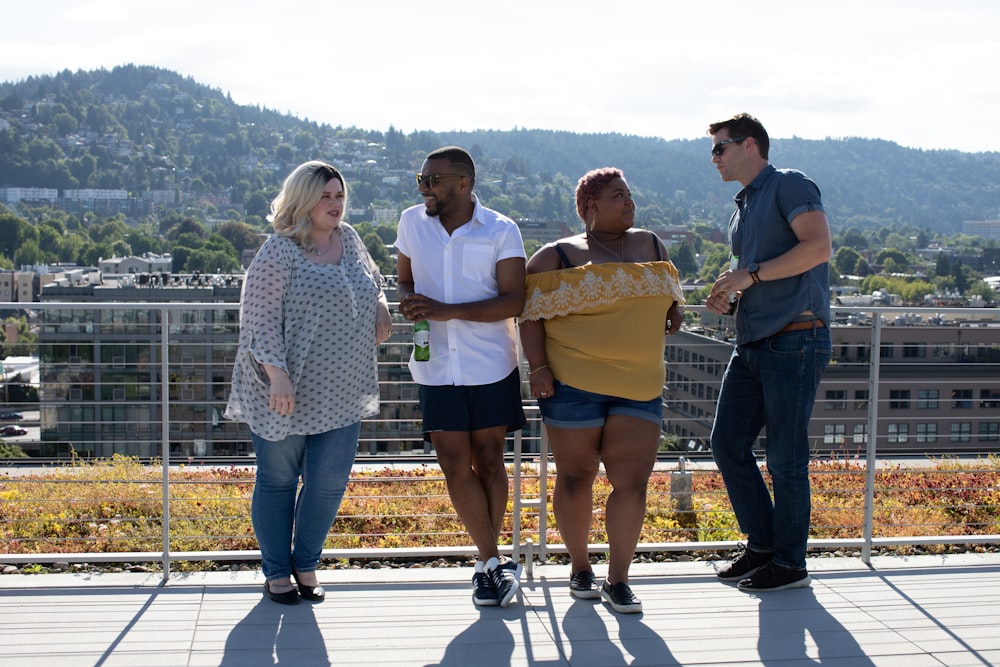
[1,301,998,580]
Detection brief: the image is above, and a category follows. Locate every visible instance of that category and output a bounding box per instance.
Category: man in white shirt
[395,146,527,607]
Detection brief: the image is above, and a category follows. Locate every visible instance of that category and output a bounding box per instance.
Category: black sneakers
[485,556,520,607]
[568,570,601,599]
[717,544,772,582]
[600,580,642,613]
[472,569,499,606]
[737,561,811,592]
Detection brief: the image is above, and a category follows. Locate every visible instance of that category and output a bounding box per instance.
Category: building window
[916,422,938,443]
[823,423,846,445]
[979,389,1000,409]
[880,345,894,359]
[889,390,910,409]
[949,422,971,442]
[902,343,926,358]
[951,389,973,409]
[825,390,847,410]
[852,423,868,445]
[917,389,939,409]
[854,390,869,411]
[887,423,909,443]
[979,422,999,442]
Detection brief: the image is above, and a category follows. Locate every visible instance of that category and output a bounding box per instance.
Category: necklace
[311,232,335,256]
[587,233,625,262]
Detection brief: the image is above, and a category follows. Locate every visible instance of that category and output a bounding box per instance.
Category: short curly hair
[575,167,624,223]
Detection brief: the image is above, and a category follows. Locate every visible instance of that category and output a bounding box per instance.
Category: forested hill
[1,65,998,234]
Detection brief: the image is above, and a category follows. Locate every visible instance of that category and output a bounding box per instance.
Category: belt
[776,319,825,335]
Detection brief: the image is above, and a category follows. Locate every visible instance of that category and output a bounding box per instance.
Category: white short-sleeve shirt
[394,194,526,387]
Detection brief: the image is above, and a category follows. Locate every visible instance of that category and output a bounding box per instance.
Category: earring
[587,213,596,232]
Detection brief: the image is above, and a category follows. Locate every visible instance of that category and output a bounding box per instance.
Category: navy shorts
[538,380,663,429]
[418,368,526,434]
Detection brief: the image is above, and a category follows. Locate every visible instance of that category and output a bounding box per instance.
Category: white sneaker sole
[738,573,812,592]
[600,588,642,613]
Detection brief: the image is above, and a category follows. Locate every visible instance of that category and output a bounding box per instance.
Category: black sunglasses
[711,137,747,157]
[415,173,465,187]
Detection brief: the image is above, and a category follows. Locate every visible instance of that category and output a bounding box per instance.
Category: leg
[290,422,360,583]
[758,330,831,569]
[251,430,305,588]
[600,415,660,584]
[548,424,602,576]
[470,425,511,542]
[710,346,772,553]
[432,427,507,562]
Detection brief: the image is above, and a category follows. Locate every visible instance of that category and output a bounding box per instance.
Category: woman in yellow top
[520,167,684,613]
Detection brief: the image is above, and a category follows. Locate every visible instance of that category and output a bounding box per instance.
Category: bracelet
[529,365,549,375]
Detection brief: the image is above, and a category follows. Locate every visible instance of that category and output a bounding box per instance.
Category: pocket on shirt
[462,243,496,282]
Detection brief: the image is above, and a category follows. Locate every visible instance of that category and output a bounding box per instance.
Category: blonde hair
[268,161,347,251]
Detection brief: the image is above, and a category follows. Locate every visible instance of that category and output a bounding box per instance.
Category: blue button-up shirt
[730,165,830,344]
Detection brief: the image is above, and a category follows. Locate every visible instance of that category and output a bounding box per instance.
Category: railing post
[861,309,882,564]
[512,428,524,564]
[160,306,172,582]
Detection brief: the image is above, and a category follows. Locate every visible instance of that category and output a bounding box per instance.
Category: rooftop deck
[2,553,998,666]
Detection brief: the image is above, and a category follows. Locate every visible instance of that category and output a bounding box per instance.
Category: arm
[240,242,296,415]
[400,256,527,323]
[706,210,832,312]
[520,244,562,396]
[396,252,415,302]
[649,232,684,334]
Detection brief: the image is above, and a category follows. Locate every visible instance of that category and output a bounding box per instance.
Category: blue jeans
[710,327,831,570]
[250,423,360,580]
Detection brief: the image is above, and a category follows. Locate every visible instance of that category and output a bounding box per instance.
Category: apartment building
[663,320,1000,456]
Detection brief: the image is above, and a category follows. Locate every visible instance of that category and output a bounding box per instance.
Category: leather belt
[776,319,825,335]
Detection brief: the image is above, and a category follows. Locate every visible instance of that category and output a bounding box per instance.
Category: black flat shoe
[292,570,326,603]
[264,580,300,605]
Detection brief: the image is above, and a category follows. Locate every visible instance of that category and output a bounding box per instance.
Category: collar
[735,164,776,203]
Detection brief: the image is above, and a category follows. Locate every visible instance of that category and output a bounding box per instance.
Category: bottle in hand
[413,320,430,361]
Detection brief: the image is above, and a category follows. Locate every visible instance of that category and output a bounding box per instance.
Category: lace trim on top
[521,261,684,321]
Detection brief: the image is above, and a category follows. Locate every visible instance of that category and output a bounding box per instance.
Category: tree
[13,239,45,266]
[834,247,864,276]
[217,221,263,255]
[671,243,699,278]
[0,211,39,259]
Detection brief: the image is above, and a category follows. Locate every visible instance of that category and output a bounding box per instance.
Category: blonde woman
[226,161,391,604]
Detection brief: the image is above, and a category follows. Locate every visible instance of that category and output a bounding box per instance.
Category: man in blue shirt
[704,113,833,592]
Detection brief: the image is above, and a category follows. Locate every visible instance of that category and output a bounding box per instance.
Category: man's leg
[710,346,771,550]
[432,427,507,562]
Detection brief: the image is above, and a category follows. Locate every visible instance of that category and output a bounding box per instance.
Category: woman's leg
[548,425,602,576]
[251,431,306,586]
[600,415,659,585]
[290,422,360,578]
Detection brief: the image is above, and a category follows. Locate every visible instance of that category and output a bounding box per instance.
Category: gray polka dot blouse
[224,225,382,441]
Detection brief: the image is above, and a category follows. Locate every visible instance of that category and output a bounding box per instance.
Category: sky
[2,0,999,154]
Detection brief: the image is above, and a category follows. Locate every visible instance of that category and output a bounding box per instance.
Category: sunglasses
[415,173,465,187]
[711,137,747,157]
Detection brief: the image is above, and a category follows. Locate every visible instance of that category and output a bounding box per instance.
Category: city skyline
[2,0,998,154]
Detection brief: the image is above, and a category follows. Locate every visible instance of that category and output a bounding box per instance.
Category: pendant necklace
[312,232,334,256]
[587,233,625,261]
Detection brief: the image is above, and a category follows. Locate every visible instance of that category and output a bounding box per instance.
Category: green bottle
[413,320,430,361]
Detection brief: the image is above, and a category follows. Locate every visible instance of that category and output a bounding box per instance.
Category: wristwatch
[748,262,761,284]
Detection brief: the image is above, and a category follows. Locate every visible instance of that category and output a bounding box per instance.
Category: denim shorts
[538,380,663,429]
[418,368,526,434]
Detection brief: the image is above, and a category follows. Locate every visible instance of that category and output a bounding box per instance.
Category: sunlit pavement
[1,554,998,666]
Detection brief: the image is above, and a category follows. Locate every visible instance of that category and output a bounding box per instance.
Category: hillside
[1,65,999,234]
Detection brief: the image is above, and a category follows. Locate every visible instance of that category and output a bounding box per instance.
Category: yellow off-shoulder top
[521,261,684,401]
